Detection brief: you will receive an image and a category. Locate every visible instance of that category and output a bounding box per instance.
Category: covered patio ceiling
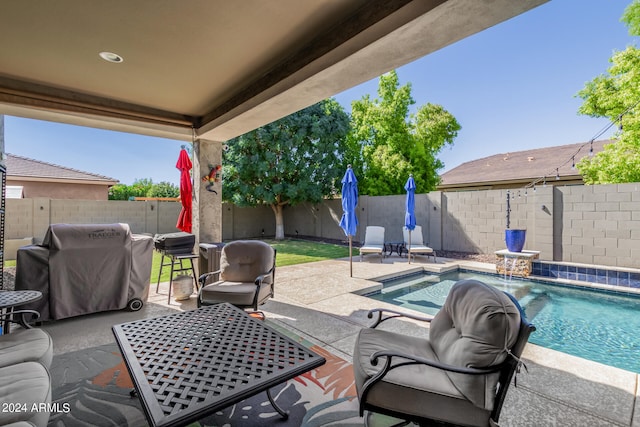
[0,0,547,143]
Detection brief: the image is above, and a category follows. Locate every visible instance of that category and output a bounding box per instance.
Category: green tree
[108,183,132,200]
[148,181,180,198]
[346,71,460,195]
[576,0,640,183]
[222,99,350,240]
[108,179,179,200]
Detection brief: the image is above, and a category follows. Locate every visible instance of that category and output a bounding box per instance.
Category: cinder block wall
[441,187,554,259]
[6,199,182,243]
[5,183,640,268]
[554,183,640,267]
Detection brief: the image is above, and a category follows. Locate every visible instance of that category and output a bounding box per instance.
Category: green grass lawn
[266,239,350,267]
[150,238,350,283]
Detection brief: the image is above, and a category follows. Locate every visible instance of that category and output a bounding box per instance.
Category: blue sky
[4,0,637,186]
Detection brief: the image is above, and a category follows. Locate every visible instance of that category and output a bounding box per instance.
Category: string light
[515,98,640,194]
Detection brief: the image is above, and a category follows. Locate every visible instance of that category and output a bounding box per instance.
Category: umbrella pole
[349,236,353,277]
[408,233,411,264]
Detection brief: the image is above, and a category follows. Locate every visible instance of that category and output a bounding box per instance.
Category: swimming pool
[368,270,640,373]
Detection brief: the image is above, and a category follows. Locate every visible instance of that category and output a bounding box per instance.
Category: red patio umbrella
[176,148,193,233]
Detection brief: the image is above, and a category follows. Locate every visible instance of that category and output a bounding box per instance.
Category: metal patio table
[0,290,42,333]
[112,303,326,427]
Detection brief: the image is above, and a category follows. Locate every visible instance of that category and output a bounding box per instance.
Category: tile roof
[5,153,118,183]
[439,140,611,188]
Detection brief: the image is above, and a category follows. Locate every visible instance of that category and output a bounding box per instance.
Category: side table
[383,242,406,257]
[0,290,43,334]
[155,251,199,304]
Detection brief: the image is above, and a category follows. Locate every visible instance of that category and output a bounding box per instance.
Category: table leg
[156,254,166,293]
[189,259,198,292]
[168,258,176,305]
[266,388,289,419]
[1,308,9,334]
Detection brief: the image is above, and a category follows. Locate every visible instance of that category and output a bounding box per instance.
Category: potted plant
[505,190,526,252]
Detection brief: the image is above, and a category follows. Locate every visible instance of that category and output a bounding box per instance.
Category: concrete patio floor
[41,254,640,427]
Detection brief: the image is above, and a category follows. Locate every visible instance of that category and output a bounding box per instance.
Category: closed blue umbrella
[404,175,416,263]
[339,165,358,276]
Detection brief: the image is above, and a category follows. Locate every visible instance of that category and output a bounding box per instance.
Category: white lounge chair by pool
[403,225,436,262]
[359,226,385,263]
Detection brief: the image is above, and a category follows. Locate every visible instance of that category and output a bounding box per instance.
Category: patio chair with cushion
[353,279,535,427]
[198,240,276,312]
[403,225,436,262]
[0,311,53,427]
[0,316,53,368]
[359,226,385,263]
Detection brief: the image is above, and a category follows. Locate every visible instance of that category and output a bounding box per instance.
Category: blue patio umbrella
[339,165,358,276]
[404,175,416,263]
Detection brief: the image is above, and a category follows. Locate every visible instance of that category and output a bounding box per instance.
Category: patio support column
[192,138,222,245]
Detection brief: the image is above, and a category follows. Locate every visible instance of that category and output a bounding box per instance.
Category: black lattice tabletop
[112,303,325,427]
[0,290,42,310]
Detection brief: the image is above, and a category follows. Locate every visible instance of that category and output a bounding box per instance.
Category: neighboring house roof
[438,140,611,190]
[5,153,118,184]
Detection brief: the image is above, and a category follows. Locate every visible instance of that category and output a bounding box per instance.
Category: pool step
[523,291,551,321]
[381,274,440,293]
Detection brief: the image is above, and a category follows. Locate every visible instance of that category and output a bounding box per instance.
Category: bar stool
[156,251,199,304]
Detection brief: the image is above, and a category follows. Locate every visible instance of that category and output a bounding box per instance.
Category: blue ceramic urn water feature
[505,229,527,253]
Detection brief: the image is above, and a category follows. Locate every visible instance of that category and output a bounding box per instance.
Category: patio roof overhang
[0,0,547,143]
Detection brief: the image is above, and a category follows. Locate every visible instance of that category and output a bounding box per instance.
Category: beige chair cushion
[200,240,275,307]
[0,329,53,369]
[429,279,520,409]
[219,240,274,283]
[0,362,51,427]
[200,281,273,307]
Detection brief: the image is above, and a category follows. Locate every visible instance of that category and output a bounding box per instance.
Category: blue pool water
[368,270,640,373]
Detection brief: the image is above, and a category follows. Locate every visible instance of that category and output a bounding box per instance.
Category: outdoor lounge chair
[353,279,535,427]
[198,240,276,311]
[403,225,436,262]
[0,310,53,369]
[0,310,53,427]
[359,226,385,263]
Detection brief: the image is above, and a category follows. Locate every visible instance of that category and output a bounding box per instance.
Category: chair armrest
[367,308,433,328]
[359,348,502,415]
[0,310,41,329]
[254,265,275,286]
[370,349,501,375]
[198,270,221,286]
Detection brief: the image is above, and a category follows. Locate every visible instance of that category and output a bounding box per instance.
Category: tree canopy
[222,99,350,240]
[576,0,640,183]
[346,71,460,195]
[108,178,179,200]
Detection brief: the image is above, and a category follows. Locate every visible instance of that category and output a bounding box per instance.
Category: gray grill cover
[15,223,153,321]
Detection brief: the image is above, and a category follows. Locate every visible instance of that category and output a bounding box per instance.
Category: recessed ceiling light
[99,51,124,63]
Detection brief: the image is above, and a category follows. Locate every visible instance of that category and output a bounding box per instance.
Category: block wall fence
[5,183,640,268]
